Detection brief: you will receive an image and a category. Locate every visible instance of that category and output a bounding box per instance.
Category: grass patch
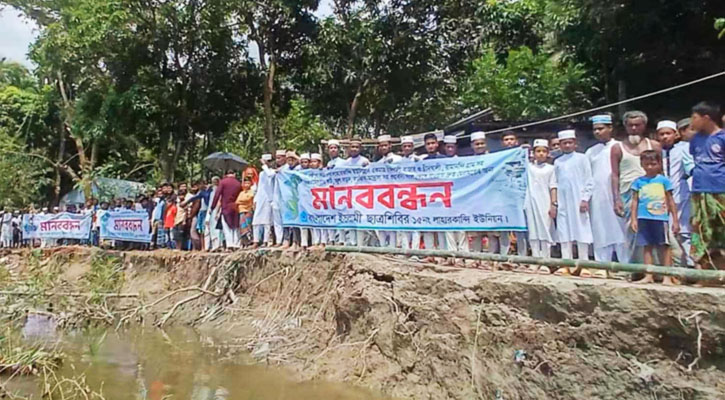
[0,328,62,376]
[83,251,124,302]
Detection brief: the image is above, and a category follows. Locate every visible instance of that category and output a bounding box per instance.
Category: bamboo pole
[325,246,725,283]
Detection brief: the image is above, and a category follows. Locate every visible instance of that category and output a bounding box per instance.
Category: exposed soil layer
[1,247,724,400]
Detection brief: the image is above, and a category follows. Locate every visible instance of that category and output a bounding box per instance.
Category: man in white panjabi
[309,153,327,248]
[585,114,628,276]
[326,139,345,245]
[442,135,467,265]
[467,131,488,263]
[374,135,402,248]
[297,152,312,249]
[398,135,421,254]
[340,137,370,246]
[554,129,594,275]
[252,154,276,247]
[525,139,558,273]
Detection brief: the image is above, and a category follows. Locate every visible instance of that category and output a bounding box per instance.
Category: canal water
[3,315,389,399]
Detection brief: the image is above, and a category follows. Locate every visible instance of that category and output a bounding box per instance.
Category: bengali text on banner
[278,147,528,231]
[35,212,92,240]
[99,211,151,243]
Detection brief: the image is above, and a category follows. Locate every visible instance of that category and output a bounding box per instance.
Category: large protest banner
[99,211,151,243]
[278,147,528,231]
[36,213,92,240]
[21,214,40,239]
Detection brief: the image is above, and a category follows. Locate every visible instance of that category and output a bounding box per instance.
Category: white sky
[0,7,39,68]
[0,1,334,69]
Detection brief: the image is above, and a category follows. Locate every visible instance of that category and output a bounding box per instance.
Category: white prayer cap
[275,150,287,156]
[311,153,322,161]
[328,139,340,147]
[377,134,392,143]
[286,151,299,160]
[557,130,576,140]
[261,154,273,161]
[401,135,414,144]
[591,114,613,125]
[42,207,48,212]
[533,139,549,149]
[443,135,457,144]
[470,131,486,141]
[300,153,310,160]
[656,120,677,132]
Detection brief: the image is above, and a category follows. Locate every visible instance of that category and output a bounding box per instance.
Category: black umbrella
[203,152,249,172]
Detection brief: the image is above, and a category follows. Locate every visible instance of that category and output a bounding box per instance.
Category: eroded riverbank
[1,247,724,399]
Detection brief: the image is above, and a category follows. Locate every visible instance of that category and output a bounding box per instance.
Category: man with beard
[611,111,661,261]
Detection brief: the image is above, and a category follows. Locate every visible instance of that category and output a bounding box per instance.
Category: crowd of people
[2,101,723,284]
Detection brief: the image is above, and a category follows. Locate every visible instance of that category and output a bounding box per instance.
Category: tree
[460,46,591,121]
[237,0,318,150]
[550,0,725,118]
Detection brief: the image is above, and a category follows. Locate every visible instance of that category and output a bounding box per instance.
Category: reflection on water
[4,318,388,400]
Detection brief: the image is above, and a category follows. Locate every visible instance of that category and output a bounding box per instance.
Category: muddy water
[6,315,389,399]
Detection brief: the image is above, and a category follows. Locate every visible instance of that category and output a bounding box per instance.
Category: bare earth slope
[1,248,724,399]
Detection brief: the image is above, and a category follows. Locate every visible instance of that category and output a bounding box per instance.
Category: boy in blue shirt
[688,101,725,268]
[630,150,680,285]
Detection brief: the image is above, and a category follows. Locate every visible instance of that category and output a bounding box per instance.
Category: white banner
[36,213,92,240]
[99,211,151,243]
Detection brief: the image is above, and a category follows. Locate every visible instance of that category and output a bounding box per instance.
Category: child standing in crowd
[658,120,694,267]
[630,150,680,285]
[525,139,558,271]
[236,177,255,247]
[688,101,725,268]
[163,195,177,249]
[554,130,594,275]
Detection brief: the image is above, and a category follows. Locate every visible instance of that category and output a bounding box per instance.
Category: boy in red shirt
[163,196,177,249]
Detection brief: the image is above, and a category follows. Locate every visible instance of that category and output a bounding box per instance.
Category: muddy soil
[1,247,724,400]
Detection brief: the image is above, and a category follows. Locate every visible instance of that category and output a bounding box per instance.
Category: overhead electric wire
[459,69,725,138]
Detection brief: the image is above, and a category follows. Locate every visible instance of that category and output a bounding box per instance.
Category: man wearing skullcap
[585,114,628,273]
[326,139,345,244]
[467,131,489,261]
[252,154,276,247]
[657,120,694,267]
[398,136,422,252]
[441,135,468,264]
[375,135,402,248]
[341,137,371,246]
[554,130,594,274]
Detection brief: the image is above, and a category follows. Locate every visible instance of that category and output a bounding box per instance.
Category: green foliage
[279,98,330,153]
[83,251,124,300]
[0,131,53,208]
[716,18,725,39]
[221,99,330,167]
[460,46,591,121]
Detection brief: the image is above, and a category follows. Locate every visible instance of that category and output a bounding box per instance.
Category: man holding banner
[399,135,422,252]
[374,134,402,248]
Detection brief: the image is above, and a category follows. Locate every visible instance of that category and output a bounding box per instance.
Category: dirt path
[1,248,724,399]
